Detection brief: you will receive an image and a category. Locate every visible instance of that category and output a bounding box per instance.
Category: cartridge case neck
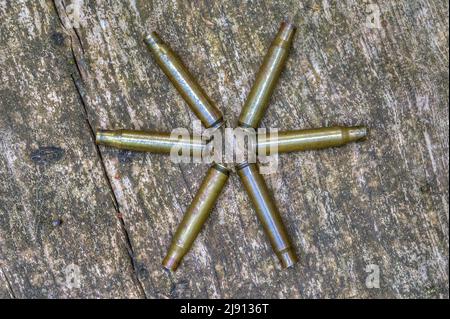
[272,21,296,47]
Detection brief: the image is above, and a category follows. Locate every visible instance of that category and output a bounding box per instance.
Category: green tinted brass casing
[144,32,223,129]
[96,129,205,155]
[238,22,296,128]
[163,163,230,271]
[236,162,297,268]
[257,126,368,154]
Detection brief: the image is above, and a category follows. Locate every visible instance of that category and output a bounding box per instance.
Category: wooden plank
[0,0,144,298]
[0,0,448,298]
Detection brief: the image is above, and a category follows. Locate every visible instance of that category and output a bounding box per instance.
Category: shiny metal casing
[257,126,368,154]
[163,163,230,271]
[236,162,297,268]
[145,32,223,129]
[238,22,296,128]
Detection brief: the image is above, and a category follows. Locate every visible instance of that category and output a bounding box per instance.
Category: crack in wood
[52,0,149,297]
[70,73,148,299]
[0,267,16,299]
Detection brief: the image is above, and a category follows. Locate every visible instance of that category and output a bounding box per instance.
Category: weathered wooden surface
[0,0,448,298]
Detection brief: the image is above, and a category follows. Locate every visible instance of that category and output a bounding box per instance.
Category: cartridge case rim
[209,117,225,130]
[213,162,231,175]
[237,121,253,129]
[235,161,250,171]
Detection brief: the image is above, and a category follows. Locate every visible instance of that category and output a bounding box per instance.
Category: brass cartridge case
[238,22,296,128]
[163,163,230,271]
[236,162,297,268]
[96,129,205,155]
[257,126,368,154]
[144,32,223,129]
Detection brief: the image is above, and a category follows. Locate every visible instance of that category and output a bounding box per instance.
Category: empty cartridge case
[144,32,223,129]
[257,126,368,154]
[238,22,296,128]
[163,163,230,271]
[236,162,297,268]
[96,129,205,155]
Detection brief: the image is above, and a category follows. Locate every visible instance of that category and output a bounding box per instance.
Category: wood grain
[0,0,448,298]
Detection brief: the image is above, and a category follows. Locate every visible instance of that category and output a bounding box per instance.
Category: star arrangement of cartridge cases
[96,22,368,271]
